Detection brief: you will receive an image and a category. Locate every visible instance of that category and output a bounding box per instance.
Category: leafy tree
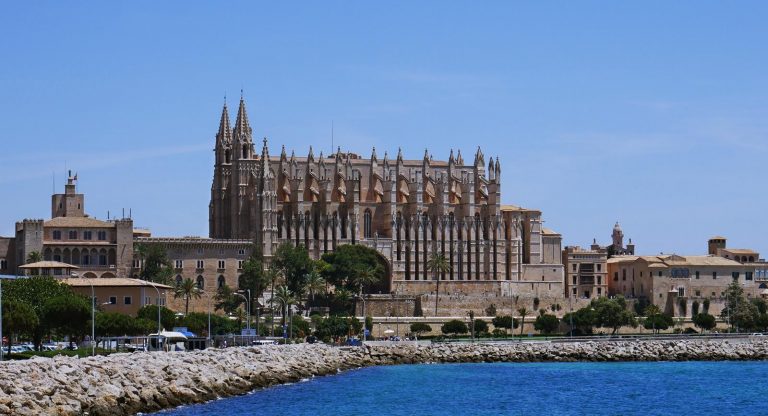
[473,319,489,335]
[426,253,450,316]
[331,287,354,315]
[752,298,768,315]
[692,313,717,333]
[592,296,637,335]
[517,307,529,337]
[492,315,518,336]
[136,243,173,284]
[691,300,700,317]
[441,319,468,336]
[534,313,560,335]
[320,244,386,293]
[563,307,596,335]
[291,317,311,338]
[238,248,269,316]
[214,284,243,315]
[174,278,202,315]
[721,282,758,332]
[2,300,38,354]
[96,312,143,337]
[755,313,768,332]
[314,315,362,341]
[177,312,212,335]
[4,276,72,349]
[137,305,177,331]
[642,305,673,334]
[26,251,42,264]
[42,295,91,347]
[410,322,432,337]
[272,243,314,296]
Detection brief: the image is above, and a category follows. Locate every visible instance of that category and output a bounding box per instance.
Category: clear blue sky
[1,2,766,256]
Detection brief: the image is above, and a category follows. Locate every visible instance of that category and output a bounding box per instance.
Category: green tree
[492,315,518,336]
[320,244,386,293]
[642,304,673,334]
[517,307,529,337]
[136,243,173,284]
[534,313,560,335]
[272,243,314,296]
[721,282,758,332]
[273,285,296,326]
[177,312,209,335]
[26,251,42,264]
[426,253,450,316]
[592,296,638,335]
[563,307,596,336]
[214,284,243,315]
[4,276,72,349]
[314,315,362,341]
[2,300,38,354]
[304,270,326,307]
[692,313,717,333]
[136,305,177,331]
[174,278,202,316]
[441,319,468,336]
[42,295,91,347]
[410,322,432,337]
[238,248,269,316]
[95,312,143,337]
[473,319,489,335]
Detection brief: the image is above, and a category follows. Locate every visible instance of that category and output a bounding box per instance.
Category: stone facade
[131,237,253,313]
[563,246,608,299]
[9,173,134,279]
[208,97,564,298]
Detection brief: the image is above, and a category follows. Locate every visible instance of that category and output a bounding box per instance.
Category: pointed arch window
[217,275,226,289]
[175,275,183,286]
[364,209,372,239]
[197,275,205,289]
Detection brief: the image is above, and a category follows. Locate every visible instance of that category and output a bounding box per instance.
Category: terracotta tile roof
[44,217,113,228]
[62,278,173,289]
[19,261,79,269]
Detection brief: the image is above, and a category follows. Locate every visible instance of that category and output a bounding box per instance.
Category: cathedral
[209,97,564,298]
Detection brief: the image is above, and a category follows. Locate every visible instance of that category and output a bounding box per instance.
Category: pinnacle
[233,95,251,140]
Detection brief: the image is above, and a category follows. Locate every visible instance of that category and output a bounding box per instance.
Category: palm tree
[266,268,281,336]
[426,253,450,316]
[517,307,529,338]
[304,271,325,308]
[352,266,379,320]
[174,278,202,315]
[26,251,42,264]
[273,285,295,326]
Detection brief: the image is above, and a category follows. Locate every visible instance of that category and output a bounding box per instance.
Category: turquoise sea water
[154,361,767,415]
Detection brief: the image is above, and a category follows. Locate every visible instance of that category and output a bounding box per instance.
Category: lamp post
[145,280,163,336]
[234,291,250,331]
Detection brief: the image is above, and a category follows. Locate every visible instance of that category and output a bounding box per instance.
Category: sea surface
[153,361,767,415]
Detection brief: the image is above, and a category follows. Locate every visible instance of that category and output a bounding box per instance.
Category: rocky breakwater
[2,340,768,415]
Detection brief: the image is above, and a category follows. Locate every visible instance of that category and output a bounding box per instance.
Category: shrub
[473,319,489,335]
[533,313,559,335]
[410,322,432,336]
[441,319,468,336]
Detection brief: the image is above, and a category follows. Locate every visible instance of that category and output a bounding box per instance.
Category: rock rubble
[1,339,767,415]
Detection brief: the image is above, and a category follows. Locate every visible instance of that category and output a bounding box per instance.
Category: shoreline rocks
[1,339,767,415]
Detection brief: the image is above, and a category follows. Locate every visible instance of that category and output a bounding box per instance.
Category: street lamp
[235,291,250,331]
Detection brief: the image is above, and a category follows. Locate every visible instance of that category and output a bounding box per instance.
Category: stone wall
[3,340,768,415]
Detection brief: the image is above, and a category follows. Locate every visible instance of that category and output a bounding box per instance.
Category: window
[53,230,62,240]
[622,269,626,281]
[677,287,685,297]
[363,209,372,239]
[597,264,602,272]
[572,276,577,285]
[53,254,62,262]
[597,276,602,285]
[83,255,91,265]
[0,259,6,270]
[217,275,225,288]
[218,260,225,269]
[613,272,618,281]
[238,260,244,270]
[695,271,700,279]
[732,272,740,280]
[197,275,204,289]
[597,288,602,295]
[713,272,717,280]
[196,260,204,269]
[746,272,753,281]
[658,271,662,277]
[109,296,117,305]
[83,231,92,240]
[640,271,644,277]
[175,260,183,269]
[124,296,132,305]
[572,288,577,295]
[238,249,246,255]
[97,231,107,241]
[133,259,141,268]
[68,230,77,240]
[695,290,701,297]
[175,275,183,285]
[99,254,107,266]
[144,296,151,305]
[572,264,577,272]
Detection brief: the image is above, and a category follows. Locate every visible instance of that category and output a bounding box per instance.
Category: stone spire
[307,145,315,163]
[233,93,252,143]
[456,149,464,165]
[216,101,232,144]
